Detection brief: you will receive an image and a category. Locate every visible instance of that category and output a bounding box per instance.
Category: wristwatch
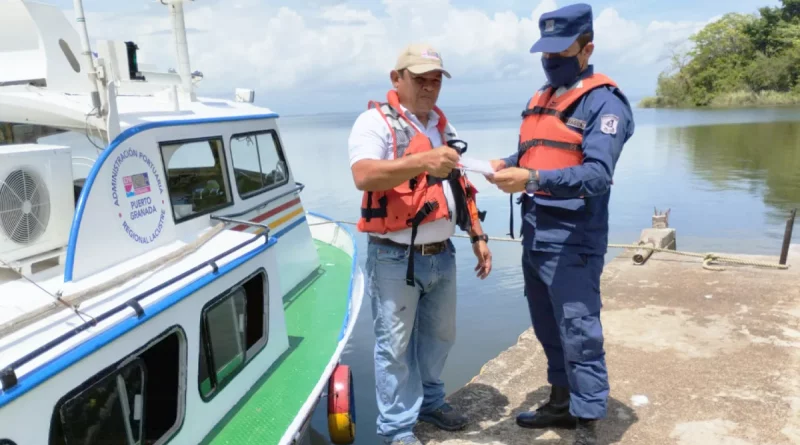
[471,234,489,244]
[525,169,539,194]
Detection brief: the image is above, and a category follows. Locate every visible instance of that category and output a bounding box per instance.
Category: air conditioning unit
[0,144,75,271]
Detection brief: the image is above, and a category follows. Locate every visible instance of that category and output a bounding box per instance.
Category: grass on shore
[639,90,800,109]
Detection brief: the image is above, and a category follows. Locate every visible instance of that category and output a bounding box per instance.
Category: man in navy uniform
[487,3,635,444]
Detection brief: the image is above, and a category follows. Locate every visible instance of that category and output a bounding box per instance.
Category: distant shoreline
[638,90,800,109]
[640,2,800,112]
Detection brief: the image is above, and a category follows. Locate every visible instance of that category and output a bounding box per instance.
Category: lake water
[276,104,800,444]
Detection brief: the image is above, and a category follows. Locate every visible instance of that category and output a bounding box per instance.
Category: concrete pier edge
[414,220,800,445]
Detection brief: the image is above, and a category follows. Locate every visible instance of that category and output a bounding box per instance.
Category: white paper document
[458,157,495,176]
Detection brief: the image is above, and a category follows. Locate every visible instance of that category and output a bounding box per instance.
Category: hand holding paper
[458,156,496,177]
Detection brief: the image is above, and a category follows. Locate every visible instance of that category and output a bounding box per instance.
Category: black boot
[516,385,576,429]
[574,418,597,445]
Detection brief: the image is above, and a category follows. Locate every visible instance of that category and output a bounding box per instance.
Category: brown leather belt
[368,236,448,256]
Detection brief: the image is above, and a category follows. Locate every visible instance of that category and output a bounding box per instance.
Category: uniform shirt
[348,104,457,245]
[502,65,635,255]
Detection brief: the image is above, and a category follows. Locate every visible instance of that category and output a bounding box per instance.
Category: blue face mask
[541,55,581,88]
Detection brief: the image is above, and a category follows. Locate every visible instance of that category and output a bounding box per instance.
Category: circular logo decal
[110,147,167,244]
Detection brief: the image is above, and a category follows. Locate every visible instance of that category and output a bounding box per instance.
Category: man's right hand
[485,159,507,184]
[422,145,460,177]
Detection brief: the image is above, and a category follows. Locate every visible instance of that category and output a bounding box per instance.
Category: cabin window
[229,130,289,198]
[49,327,185,445]
[159,137,232,222]
[198,269,268,400]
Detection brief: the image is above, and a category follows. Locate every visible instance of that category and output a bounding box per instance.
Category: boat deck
[202,239,353,445]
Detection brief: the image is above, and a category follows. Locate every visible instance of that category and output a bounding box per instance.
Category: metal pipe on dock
[633,241,655,265]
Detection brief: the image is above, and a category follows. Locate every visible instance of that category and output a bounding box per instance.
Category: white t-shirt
[348,104,457,245]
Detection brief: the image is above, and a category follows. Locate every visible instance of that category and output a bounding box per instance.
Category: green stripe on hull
[201,240,353,444]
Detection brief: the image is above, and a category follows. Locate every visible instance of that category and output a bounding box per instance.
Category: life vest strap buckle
[405,201,439,227]
[424,200,439,213]
[361,193,388,220]
[360,207,388,219]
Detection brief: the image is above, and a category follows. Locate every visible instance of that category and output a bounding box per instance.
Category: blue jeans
[366,238,457,443]
[522,248,609,419]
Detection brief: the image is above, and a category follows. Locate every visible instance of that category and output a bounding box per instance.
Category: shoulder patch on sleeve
[600,114,619,135]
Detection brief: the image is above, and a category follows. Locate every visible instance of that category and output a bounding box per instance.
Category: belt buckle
[419,242,442,256]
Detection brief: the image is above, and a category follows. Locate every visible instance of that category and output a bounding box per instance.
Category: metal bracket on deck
[0,367,18,391]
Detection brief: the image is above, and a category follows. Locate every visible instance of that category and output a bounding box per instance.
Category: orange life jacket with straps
[357,90,485,285]
[508,73,618,238]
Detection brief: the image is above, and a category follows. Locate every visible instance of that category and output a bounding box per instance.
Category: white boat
[0,1,363,444]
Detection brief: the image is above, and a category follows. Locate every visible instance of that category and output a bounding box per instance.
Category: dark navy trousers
[522,248,609,420]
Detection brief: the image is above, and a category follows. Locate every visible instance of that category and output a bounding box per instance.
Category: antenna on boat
[161,0,196,102]
[72,0,106,116]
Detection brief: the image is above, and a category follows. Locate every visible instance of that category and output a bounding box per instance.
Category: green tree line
[640,0,800,107]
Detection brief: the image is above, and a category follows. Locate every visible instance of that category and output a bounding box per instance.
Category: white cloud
[320,5,377,24]
[592,8,714,66]
[76,0,713,96]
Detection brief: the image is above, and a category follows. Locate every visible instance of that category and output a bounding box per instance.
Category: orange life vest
[517,72,618,195]
[507,73,617,239]
[357,90,485,285]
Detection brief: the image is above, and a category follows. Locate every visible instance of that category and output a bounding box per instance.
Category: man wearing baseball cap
[487,3,635,445]
[348,43,492,445]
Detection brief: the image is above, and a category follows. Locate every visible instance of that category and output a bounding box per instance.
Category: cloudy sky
[45,0,779,114]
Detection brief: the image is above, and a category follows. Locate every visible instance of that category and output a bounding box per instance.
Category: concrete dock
[415,239,800,445]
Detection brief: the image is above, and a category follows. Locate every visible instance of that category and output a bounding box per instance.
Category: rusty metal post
[779,208,797,265]
[652,207,670,229]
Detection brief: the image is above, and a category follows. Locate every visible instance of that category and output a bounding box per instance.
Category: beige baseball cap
[394,43,451,78]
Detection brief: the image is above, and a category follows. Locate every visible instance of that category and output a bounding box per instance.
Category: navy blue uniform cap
[530,3,593,53]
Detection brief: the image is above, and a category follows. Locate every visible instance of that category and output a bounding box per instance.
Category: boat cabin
[0,1,361,444]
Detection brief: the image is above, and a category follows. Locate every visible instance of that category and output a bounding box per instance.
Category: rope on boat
[57,222,227,302]
[0,223,227,338]
[307,220,790,271]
